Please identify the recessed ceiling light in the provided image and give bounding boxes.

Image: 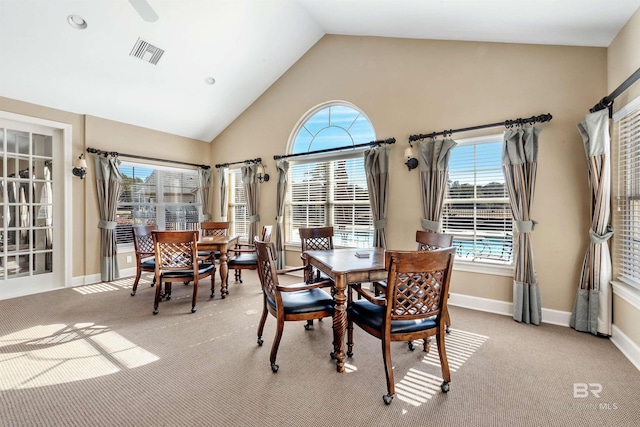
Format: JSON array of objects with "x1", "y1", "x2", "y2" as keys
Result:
[
  {"x1": 205, "y1": 77, "x2": 216, "y2": 85},
  {"x1": 67, "y1": 14, "x2": 87, "y2": 30}
]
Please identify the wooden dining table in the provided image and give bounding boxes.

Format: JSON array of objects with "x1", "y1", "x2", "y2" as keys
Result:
[
  {"x1": 303, "y1": 247, "x2": 387, "y2": 373},
  {"x1": 197, "y1": 234, "x2": 239, "y2": 298}
]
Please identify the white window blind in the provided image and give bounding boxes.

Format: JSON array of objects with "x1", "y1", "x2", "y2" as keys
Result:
[
  {"x1": 116, "y1": 163, "x2": 201, "y2": 245},
  {"x1": 287, "y1": 158, "x2": 373, "y2": 248},
  {"x1": 442, "y1": 136, "x2": 513, "y2": 263},
  {"x1": 615, "y1": 103, "x2": 640, "y2": 290},
  {"x1": 228, "y1": 169, "x2": 249, "y2": 239}
]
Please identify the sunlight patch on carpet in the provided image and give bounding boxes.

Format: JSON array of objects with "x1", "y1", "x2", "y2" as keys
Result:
[
  {"x1": 396, "y1": 328, "x2": 489, "y2": 406},
  {"x1": 0, "y1": 323, "x2": 159, "y2": 390}
]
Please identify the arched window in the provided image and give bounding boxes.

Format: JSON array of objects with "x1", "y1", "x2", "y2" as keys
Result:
[{"x1": 286, "y1": 102, "x2": 376, "y2": 248}]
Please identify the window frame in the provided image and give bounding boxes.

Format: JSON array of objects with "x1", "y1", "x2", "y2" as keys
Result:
[
  {"x1": 613, "y1": 95, "x2": 640, "y2": 292},
  {"x1": 227, "y1": 168, "x2": 249, "y2": 241},
  {"x1": 441, "y1": 133, "x2": 514, "y2": 274},
  {"x1": 285, "y1": 102, "x2": 376, "y2": 249},
  {"x1": 115, "y1": 161, "x2": 202, "y2": 248}
]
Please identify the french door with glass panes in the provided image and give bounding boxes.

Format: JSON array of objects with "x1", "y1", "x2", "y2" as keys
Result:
[{"x1": 0, "y1": 117, "x2": 63, "y2": 299}]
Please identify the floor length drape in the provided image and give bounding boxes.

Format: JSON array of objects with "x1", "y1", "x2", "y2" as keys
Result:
[
  {"x1": 502, "y1": 126, "x2": 541, "y2": 325},
  {"x1": 94, "y1": 156, "x2": 123, "y2": 282},
  {"x1": 218, "y1": 167, "x2": 228, "y2": 221},
  {"x1": 198, "y1": 169, "x2": 211, "y2": 221},
  {"x1": 274, "y1": 160, "x2": 289, "y2": 268},
  {"x1": 419, "y1": 138, "x2": 457, "y2": 232},
  {"x1": 364, "y1": 147, "x2": 390, "y2": 248},
  {"x1": 241, "y1": 164, "x2": 259, "y2": 241},
  {"x1": 570, "y1": 109, "x2": 613, "y2": 336}
]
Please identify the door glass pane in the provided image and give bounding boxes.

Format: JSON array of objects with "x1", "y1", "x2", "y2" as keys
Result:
[{"x1": 32, "y1": 134, "x2": 52, "y2": 157}]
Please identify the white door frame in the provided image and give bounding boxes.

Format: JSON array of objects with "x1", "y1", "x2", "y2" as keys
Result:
[{"x1": 0, "y1": 110, "x2": 73, "y2": 299}]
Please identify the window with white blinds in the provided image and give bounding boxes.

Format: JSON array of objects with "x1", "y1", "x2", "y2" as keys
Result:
[
  {"x1": 442, "y1": 135, "x2": 513, "y2": 263},
  {"x1": 228, "y1": 169, "x2": 249, "y2": 239},
  {"x1": 288, "y1": 158, "x2": 373, "y2": 247},
  {"x1": 615, "y1": 101, "x2": 640, "y2": 291},
  {"x1": 286, "y1": 102, "x2": 375, "y2": 248},
  {"x1": 116, "y1": 162, "x2": 201, "y2": 245}
]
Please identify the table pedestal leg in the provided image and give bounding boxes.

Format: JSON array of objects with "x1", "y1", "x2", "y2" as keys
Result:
[
  {"x1": 219, "y1": 247, "x2": 229, "y2": 298},
  {"x1": 332, "y1": 275, "x2": 347, "y2": 373}
]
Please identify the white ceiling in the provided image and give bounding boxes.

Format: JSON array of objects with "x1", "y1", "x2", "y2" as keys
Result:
[{"x1": 1, "y1": 0, "x2": 639, "y2": 142}]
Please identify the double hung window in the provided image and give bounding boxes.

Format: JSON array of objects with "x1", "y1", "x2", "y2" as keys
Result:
[
  {"x1": 116, "y1": 162, "x2": 201, "y2": 245},
  {"x1": 614, "y1": 98, "x2": 640, "y2": 291},
  {"x1": 442, "y1": 135, "x2": 513, "y2": 264},
  {"x1": 228, "y1": 168, "x2": 249, "y2": 239}
]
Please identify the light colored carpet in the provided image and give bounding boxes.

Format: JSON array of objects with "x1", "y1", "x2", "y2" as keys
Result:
[{"x1": 1, "y1": 271, "x2": 638, "y2": 427}]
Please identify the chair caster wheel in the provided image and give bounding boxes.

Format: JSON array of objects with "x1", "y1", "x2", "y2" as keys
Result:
[
  {"x1": 304, "y1": 322, "x2": 312, "y2": 330},
  {"x1": 446, "y1": 326, "x2": 451, "y2": 334},
  {"x1": 150, "y1": 283, "x2": 155, "y2": 288},
  {"x1": 184, "y1": 281, "x2": 190, "y2": 285},
  {"x1": 383, "y1": 394, "x2": 394, "y2": 405},
  {"x1": 153, "y1": 309, "x2": 158, "y2": 315},
  {"x1": 210, "y1": 291, "x2": 214, "y2": 298},
  {"x1": 407, "y1": 341, "x2": 415, "y2": 351},
  {"x1": 330, "y1": 351, "x2": 336, "y2": 360},
  {"x1": 441, "y1": 381, "x2": 450, "y2": 393},
  {"x1": 191, "y1": 307, "x2": 196, "y2": 313},
  {"x1": 257, "y1": 338, "x2": 263, "y2": 346},
  {"x1": 130, "y1": 291, "x2": 136, "y2": 296},
  {"x1": 346, "y1": 350, "x2": 353, "y2": 357},
  {"x1": 271, "y1": 363, "x2": 279, "y2": 373}
]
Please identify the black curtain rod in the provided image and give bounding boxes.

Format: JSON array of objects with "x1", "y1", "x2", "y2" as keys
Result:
[
  {"x1": 590, "y1": 66, "x2": 640, "y2": 114},
  {"x1": 408, "y1": 114, "x2": 552, "y2": 142},
  {"x1": 273, "y1": 138, "x2": 396, "y2": 161},
  {"x1": 86, "y1": 147, "x2": 210, "y2": 170},
  {"x1": 214, "y1": 157, "x2": 262, "y2": 169}
]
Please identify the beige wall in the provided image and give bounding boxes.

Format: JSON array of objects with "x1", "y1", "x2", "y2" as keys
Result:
[
  {"x1": 607, "y1": 8, "x2": 640, "y2": 347},
  {"x1": 0, "y1": 97, "x2": 211, "y2": 279},
  {"x1": 210, "y1": 35, "x2": 607, "y2": 313}
]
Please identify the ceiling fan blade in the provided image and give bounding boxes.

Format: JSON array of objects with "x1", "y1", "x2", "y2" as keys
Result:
[{"x1": 128, "y1": 0, "x2": 159, "y2": 22}]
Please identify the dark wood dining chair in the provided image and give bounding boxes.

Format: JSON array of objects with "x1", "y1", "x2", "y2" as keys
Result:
[
  {"x1": 347, "y1": 247, "x2": 456, "y2": 404},
  {"x1": 130, "y1": 225, "x2": 157, "y2": 296},
  {"x1": 299, "y1": 226, "x2": 336, "y2": 329},
  {"x1": 199, "y1": 221, "x2": 230, "y2": 260},
  {"x1": 152, "y1": 230, "x2": 216, "y2": 315},
  {"x1": 255, "y1": 239, "x2": 334, "y2": 373},
  {"x1": 374, "y1": 230, "x2": 454, "y2": 335},
  {"x1": 228, "y1": 225, "x2": 272, "y2": 283}
]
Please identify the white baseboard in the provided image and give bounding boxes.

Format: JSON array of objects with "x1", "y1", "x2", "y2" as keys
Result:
[
  {"x1": 448, "y1": 292, "x2": 572, "y2": 327},
  {"x1": 610, "y1": 325, "x2": 640, "y2": 372}
]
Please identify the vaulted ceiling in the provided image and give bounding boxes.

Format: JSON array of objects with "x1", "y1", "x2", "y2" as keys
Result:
[{"x1": 1, "y1": 0, "x2": 639, "y2": 142}]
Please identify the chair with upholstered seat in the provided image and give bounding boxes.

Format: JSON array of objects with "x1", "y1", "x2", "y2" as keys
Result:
[
  {"x1": 198, "y1": 221, "x2": 231, "y2": 260},
  {"x1": 130, "y1": 225, "x2": 157, "y2": 296},
  {"x1": 374, "y1": 230, "x2": 454, "y2": 336},
  {"x1": 228, "y1": 225, "x2": 272, "y2": 283},
  {"x1": 347, "y1": 247, "x2": 456, "y2": 404},
  {"x1": 152, "y1": 230, "x2": 216, "y2": 315},
  {"x1": 255, "y1": 239, "x2": 334, "y2": 373}
]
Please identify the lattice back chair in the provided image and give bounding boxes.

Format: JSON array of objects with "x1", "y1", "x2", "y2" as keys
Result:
[
  {"x1": 199, "y1": 221, "x2": 231, "y2": 260},
  {"x1": 255, "y1": 239, "x2": 334, "y2": 373},
  {"x1": 152, "y1": 230, "x2": 216, "y2": 315},
  {"x1": 347, "y1": 247, "x2": 456, "y2": 404},
  {"x1": 131, "y1": 225, "x2": 157, "y2": 296},
  {"x1": 228, "y1": 225, "x2": 273, "y2": 283},
  {"x1": 299, "y1": 226, "x2": 334, "y2": 283}
]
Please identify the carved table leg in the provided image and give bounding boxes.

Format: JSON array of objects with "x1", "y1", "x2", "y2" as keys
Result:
[
  {"x1": 332, "y1": 274, "x2": 347, "y2": 373},
  {"x1": 219, "y1": 245, "x2": 229, "y2": 298}
]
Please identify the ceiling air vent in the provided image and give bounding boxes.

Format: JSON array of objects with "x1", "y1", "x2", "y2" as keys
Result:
[{"x1": 130, "y1": 37, "x2": 164, "y2": 65}]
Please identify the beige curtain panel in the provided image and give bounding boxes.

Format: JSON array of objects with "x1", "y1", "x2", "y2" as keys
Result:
[
  {"x1": 275, "y1": 160, "x2": 289, "y2": 269},
  {"x1": 570, "y1": 109, "x2": 613, "y2": 336},
  {"x1": 218, "y1": 167, "x2": 228, "y2": 221},
  {"x1": 198, "y1": 168, "x2": 212, "y2": 221},
  {"x1": 502, "y1": 126, "x2": 541, "y2": 325},
  {"x1": 364, "y1": 146, "x2": 390, "y2": 248},
  {"x1": 419, "y1": 138, "x2": 457, "y2": 232},
  {"x1": 241, "y1": 164, "x2": 259, "y2": 241},
  {"x1": 94, "y1": 155, "x2": 123, "y2": 282}
]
